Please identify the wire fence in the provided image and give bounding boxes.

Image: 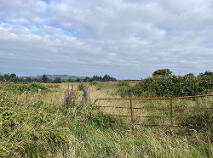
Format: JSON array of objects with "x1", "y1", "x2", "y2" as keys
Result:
[{"x1": 94, "y1": 94, "x2": 213, "y2": 127}]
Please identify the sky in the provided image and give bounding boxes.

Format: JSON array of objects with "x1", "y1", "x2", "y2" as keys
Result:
[{"x1": 0, "y1": 0, "x2": 213, "y2": 79}]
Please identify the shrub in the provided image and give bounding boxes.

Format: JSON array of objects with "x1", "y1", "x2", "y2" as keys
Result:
[{"x1": 130, "y1": 75, "x2": 213, "y2": 97}]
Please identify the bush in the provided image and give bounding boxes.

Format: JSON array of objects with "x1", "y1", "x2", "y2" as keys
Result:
[
  {"x1": 152, "y1": 69, "x2": 173, "y2": 77},
  {"x1": 130, "y1": 75, "x2": 213, "y2": 97}
]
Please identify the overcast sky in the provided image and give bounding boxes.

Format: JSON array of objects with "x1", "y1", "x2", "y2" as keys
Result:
[{"x1": 0, "y1": 0, "x2": 213, "y2": 79}]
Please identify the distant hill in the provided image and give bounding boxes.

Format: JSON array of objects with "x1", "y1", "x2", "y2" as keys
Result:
[{"x1": 26, "y1": 75, "x2": 86, "y2": 80}]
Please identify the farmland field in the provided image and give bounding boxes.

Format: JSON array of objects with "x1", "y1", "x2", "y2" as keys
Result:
[{"x1": 0, "y1": 81, "x2": 213, "y2": 158}]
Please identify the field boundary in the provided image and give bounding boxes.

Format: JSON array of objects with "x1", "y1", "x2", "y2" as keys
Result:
[{"x1": 94, "y1": 94, "x2": 213, "y2": 127}]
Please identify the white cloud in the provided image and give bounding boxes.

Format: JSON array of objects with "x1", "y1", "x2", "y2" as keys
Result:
[{"x1": 0, "y1": 0, "x2": 213, "y2": 78}]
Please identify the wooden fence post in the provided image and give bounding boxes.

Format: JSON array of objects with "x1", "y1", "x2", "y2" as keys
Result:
[
  {"x1": 64, "y1": 86, "x2": 77, "y2": 108},
  {"x1": 170, "y1": 100, "x2": 173, "y2": 126},
  {"x1": 82, "y1": 87, "x2": 92, "y2": 104}
]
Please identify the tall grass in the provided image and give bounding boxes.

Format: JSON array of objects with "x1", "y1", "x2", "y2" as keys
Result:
[{"x1": 0, "y1": 82, "x2": 213, "y2": 158}]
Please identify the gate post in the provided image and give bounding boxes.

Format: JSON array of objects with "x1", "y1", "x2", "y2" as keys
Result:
[
  {"x1": 170, "y1": 100, "x2": 173, "y2": 126},
  {"x1": 129, "y1": 93, "x2": 134, "y2": 124},
  {"x1": 82, "y1": 87, "x2": 92, "y2": 104}
]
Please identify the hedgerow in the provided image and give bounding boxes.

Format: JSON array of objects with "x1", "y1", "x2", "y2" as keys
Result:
[{"x1": 127, "y1": 75, "x2": 213, "y2": 97}]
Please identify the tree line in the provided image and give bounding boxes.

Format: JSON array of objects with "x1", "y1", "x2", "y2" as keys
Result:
[
  {"x1": 1, "y1": 69, "x2": 213, "y2": 85},
  {"x1": 0, "y1": 73, "x2": 117, "y2": 83}
]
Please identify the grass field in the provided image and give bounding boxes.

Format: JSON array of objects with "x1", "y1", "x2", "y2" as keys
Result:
[{"x1": 0, "y1": 81, "x2": 212, "y2": 158}]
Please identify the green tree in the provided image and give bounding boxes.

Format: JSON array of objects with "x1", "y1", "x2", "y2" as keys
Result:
[
  {"x1": 10, "y1": 73, "x2": 18, "y2": 82},
  {"x1": 199, "y1": 71, "x2": 213, "y2": 76},
  {"x1": 184, "y1": 73, "x2": 194, "y2": 77},
  {"x1": 41, "y1": 74, "x2": 48, "y2": 83},
  {"x1": 53, "y1": 77, "x2": 62, "y2": 83},
  {"x1": 152, "y1": 69, "x2": 173, "y2": 77},
  {"x1": 0, "y1": 73, "x2": 4, "y2": 81},
  {"x1": 102, "y1": 74, "x2": 116, "y2": 81},
  {"x1": 3, "y1": 74, "x2": 10, "y2": 81}
]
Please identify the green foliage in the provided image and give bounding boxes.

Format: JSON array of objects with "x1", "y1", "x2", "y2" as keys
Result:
[
  {"x1": 53, "y1": 77, "x2": 62, "y2": 83},
  {"x1": 199, "y1": 71, "x2": 213, "y2": 76},
  {"x1": 78, "y1": 83, "x2": 87, "y2": 91},
  {"x1": 152, "y1": 69, "x2": 173, "y2": 77},
  {"x1": 0, "y1": 73, "x2": 18, "y2": 82},
  {"x1": 41, "y1": 74, "x2": 49, "y2": 83},
  {"x1": 5, "y1": 83, "x2": 49, "y2": 94},
  {"x1": 130, "y1": 75, "x2": 213, "y2": 97},
  {"x1": 102, "y1": 74, "x2": 116, "y2": 81},
  {"x1": 184, "y1": 73, "x2": 195, "y2": 77},
  {"x1": 84, "y1": 75, "x2": 117, "y2": 82}
]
